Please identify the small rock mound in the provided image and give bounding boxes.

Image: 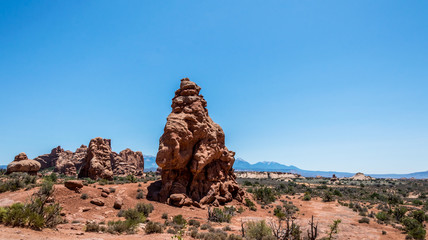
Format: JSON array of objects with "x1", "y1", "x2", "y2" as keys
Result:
[
  {"x1": 6, "y1": 153, "x2": 41, "y2": 175},
  {"x1": 64, "y1": 180, "x2": 84, "y2": 193},
  {"x1": 351, "y1": 172, "x2": 374, "y2": 181}
]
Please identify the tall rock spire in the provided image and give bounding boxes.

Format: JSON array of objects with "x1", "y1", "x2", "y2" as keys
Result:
[{"x1": 155, "y1": 78, "x2": 244, "y2": 206}]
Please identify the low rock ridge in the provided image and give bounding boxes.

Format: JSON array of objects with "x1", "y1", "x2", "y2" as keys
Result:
[
  {"x1": 235, "y1": 171, "x2": 303, "y2": 180},
  {"x1": 34, "y1": 138, "x2": 144, "y2": 179}
]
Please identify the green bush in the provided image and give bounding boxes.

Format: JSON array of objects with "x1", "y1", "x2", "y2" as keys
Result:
[
  {"x1": 226, "y1": 234, "x2": 243, "y2": 240},
  {"x1": 376, "y1": 211, "x2": 390, "y2": 222},
  {"x1": 85, "y1": 222, "x2": 100, "y2": 232},
  {"x1": 173, "y1": 214, "x2": 187, "y2": 226},
  {"x1": 135, "y1": 202, "x2": 154, "y2": 217},
  {"x1": 162, "y1": 213, "x2": 168, "y2": 219},
  {"x1": 188, "y1": 219, "x2": 201, "y2": 227},
  {"x1": 245, "y1": 198, "x2": 257, "y2": 211},
  {"x1": 122, "y1": 208, "x2": 146, "y2": 223},
  {"x1": 208, "y1": 207, "x2": 232, "y2": 223},
  {"x1": 402, "y1": 217, "x2": 426, "y2": 240},
  {"x1": 145, "y1": 221, "x2": 163, "y2": 234},
  {"x1": 253, "y1": 187, "x2": 277, "y2": 204},
  {"x1": 322, "y1": 191, "x2": 334, "y2": 202},
  {"x1": 136, "y1": 191, "x2": 144, "y2": 199},
  {"x1": 245, "y1": 220, "x2": 273, "y2": 240},
  {"x1": 358, "y1": 217, "x2": 370, "y2": 224},
  {"x1": 80, "y1": 193, "x2": 88, "y2": 200},
  {"x1": 303, "y1": 192, "x2": 311, "y2": 201},
  {"x1": 0, "y1": 173, "x2": 37, "y2": 193},
  {"x1": 1, "y1": 180, "x2": 62, "y2": 230},
  {"x1": 107, "y1": 219, "x2": 138, "y2": 234}
]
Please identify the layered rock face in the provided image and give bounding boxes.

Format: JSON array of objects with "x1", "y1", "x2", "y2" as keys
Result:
[
  {"x1": 34, "y1": 145, "x2": 87, "y2": 176},
  {"x1": 35, "y1": 141, "x2": 144, "y2": 179},
  {"x1": 111, "y1": 149, "x2": 144, "y2": 177},
  {"x1": 7, "y1": 153, "x2": 41, "y2": 175},
  {"x1": 78, "y1": 137, "x2": 114, "y2": 180},
  {"x1": 154, "y1": 78, "x2": 244, "y2": 206}
]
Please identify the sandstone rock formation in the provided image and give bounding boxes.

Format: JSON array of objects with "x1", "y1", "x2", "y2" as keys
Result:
[
  {"x1": 6, "y1": 153, "x2": 41, "y2": 175},
  {"x1": 111, "y1": 149, "x2": 144, "y2": 177},
  {"x1": 34, "y1": 145, "x2": 87, "y2": 176},
  {"x1": 78, "y1": 137, "x2": 114, "y2": 180},
  {"x1": 151, "y1": 78, "x2": 244, "y2": 206},
  {"x1": 64, "y1": 180, "x2": 84, "y2": 193},
  {"x1": 350, "y1": 172, "x2": 374, "y2": 181},
  {"x1": 235, "y1": 171, "x2": 303, "y2": 180},
  {"x1": 35, "y1": 139, "x2": 144, "y2": 179}
]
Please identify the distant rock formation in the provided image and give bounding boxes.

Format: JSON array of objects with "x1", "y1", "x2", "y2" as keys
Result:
[
  {"x1": 350, "y1": 172, "x2": 374, "y2": 181},
  {"x1": 235, "y1": 171, "x2": 302, "y2": 180},
  {"x1": 6, "y1": 153, "x2": 41, "y2": 175},
  {"x1": 330, "y1": 174, "x2": 338, "y2": 182},
  {"x1": 111, "y1": 149, "x2": 144, "y2": 177},
  {"x1": 150, "y1": 78, "x2": 244, "y2": 207},
  {"x1": 35, "y1": 139, "x2": 144, "y2": 179},
  {"x1": 78, "y1": 137, "x2": 114, "y2": 180}
]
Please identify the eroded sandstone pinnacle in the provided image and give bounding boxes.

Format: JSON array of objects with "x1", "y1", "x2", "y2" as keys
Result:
[{"x1": 153, "y1": 78, "x2": 244, "y2": 207}]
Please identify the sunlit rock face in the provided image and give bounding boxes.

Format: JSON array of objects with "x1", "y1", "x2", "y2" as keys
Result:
[{"x1": 154, "y1": 78, "x2": 244, "y2": 207}]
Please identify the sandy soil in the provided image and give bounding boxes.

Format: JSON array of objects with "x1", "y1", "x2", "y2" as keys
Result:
[{"x1": 0, "y1": 181, "x2": 419, "y2": 240}]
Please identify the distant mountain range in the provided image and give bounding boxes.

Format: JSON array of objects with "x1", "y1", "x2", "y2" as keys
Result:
[
  {"x1": 233, "y1": 158, "x2": 428, "y2": 179},
  {"x1": 2, "y1": 157, "x2": 427, "y2": 179}
]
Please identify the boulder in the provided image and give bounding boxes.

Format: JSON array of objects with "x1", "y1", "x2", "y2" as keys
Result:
[
  {"x1": 149, "y1": 78, "x2": 244, "y2": 206},
  {"x1": 90, "y1": 198, "x2": 105, "y2": 206},
  {"x1": 6, "y1": 153, "x2": 41, "y2": 175},
  {"x1": 64, "y1": 180, "x2": 84, "y2": 191},
  {"x1": 113, "y1": 198, "x2": 123, "y2": 209}
]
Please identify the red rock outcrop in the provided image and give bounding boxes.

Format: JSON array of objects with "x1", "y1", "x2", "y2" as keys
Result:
[
  {"x1": 6, "y1": 153, "x2": 41, "y2": 175},
  {"x1": 152, "y1": 78, "x2": 244, "y2": 206},
  {"x1": 111, "y1": 149, "x2": 144, "y2": 177},
  {"x1": 35, "y1": 141, "x2": 144, "y2": 179},
  {"x1": 34, "y1": 145, "x2": 87, "y2": 176},
  {"x1": 78, "y1": 137, "x2": 114, "y2": 180}
]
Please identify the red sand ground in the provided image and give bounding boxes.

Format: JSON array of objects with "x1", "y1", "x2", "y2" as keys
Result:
[{"x1": 0, "y1": 181, "x2": 422, "y2": 239}]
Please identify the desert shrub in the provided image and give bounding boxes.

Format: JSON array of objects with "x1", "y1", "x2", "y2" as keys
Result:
[
  {"x1": 122, "y1": 208, "x2": 146, "y2": 223},
  {"x1": 224, "y1": 206, "x2": 237, "y2": 216},
  {"x1": 0, "y1": 173, "x2": 37, "y2": 193},
  {"x1": 222, "y1": 225, "x2": 232, "y2": 231},
  {"x1": 322, "y1": 191, "x2": 334, "y2": 202},
  {"x1": 109, "y1": 187, "x2": 116, "y2": 193},
  {"x1": 253, "y1": 187, "x2": 277, "y2": 204},
  {"x1": 200, "y1": 223, "x2": 211, "y2": 230},
  {"x1": 136, "y1": 191, "x2": 144, "y2": 199},
  {"x1": 409, "y1": 210, "x2": 426, "y2": 223},
  {"x1": 245, "y1": 220, "x2": 273, "y2": 240},
  {"x1": 208, "y1": 207, "x2": 232, "y2": 223},
  {"x1": 245, "y1": 198, "x2": 257, "y2": 211},
  {"x1": 303, "y1": 192, "x2": 311, "y2": 201},
  {"x1": 44, "y1": 173, "x2": 58, "y2": 183},
  {"x1": 402, "y1": 217, "x2": 426, "y2": 240},
  {"x1": 85, "y1": 222, "x2": 100, "y2": 232},
  {"x1": 190, "y1": 228, "x2": 199, "y2": 238},
  {"x1": 376, "y1": 211, "x2": 390, "y2": 222},
  {"x1": 145, "y1": 221, "x2": 163, "y2": 234},
  {"x1": 80, "y1": 193, "x2": 88, "y2": 200},
  {"x1": 226, "y1": 234, "x2": 243, "y2": 240},
  {"x1": 135, "y1": 202, "x2": 153, "y2": 217},
  {"x1": 188, "y1": 219, "x2": 201, "y2": 227},
  {"x1": 107, "y1": 219, "x2": 137, "y2": 234},
  {"x1": 162, "y1": 213, "x2": 168, "y2": 219},
  {"x1": 1, "y1": 180, "x2": 62, "y2": 230},
  {"x1": 358, "y1": 217, "x2": 370, "y2": 224},
  {"x1": 173, "y1": 214, "x2": 187, "y2": 226},
  {"x1": 387, "y1": 194, "x2": 403, "y2": 205},
  {"x1": 237, "y1": 206, "x2": 245, "y2": 214},
  {"x1": 393, "y1": 206, "x2": 407, "y2": 222},
  {"x1": 167, "y1": 227, "x2": 177, "y2": 234},
  {"x1": 126, "y1": 174, "x2": 137, "y2": 183},
  {"x1": 197, "y1": 229, "x2": 228, "y2": 240}
]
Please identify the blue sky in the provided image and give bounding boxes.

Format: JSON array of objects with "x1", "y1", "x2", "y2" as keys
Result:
[{"x1": 0, "y1": 1, "x2": 427, "y2": 174}]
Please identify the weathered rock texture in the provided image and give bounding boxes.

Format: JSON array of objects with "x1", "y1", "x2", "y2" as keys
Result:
[
  {"x1": 35, "y1": 140, "x2": 144, "y2": 179},
  {"x1": 7, "y1": 153, "x2": 41, "y2": 175},
  {"x1": 153, "y1": 78, "x2": 244, "y2": 206},
  {"x1": 111, "y1": 149, "x2": 144, "y2": 177},
  {"x1": 78, "y1": 137, "x2": 114, "y2": 180},
  {"x1": 34, "y1": 145, "x2": 87, "y2": 176}
]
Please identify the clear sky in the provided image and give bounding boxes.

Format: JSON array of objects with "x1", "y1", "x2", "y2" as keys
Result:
[{"x1": 0, "y1": 1, "x2": 427, "y2": 174}]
